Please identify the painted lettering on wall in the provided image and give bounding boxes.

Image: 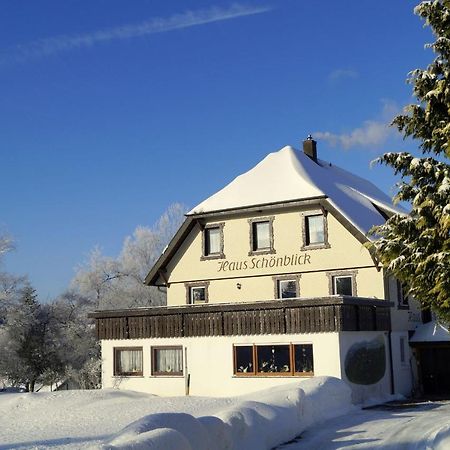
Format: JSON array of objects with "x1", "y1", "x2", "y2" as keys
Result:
[{"x1": 217, "y1": 254, "x2": 311, "y2": 272}]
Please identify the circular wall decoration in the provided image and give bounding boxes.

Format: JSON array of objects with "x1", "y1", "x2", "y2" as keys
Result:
[{"x1": 344, "y1": 335, "x2": 386, "y2": 385}]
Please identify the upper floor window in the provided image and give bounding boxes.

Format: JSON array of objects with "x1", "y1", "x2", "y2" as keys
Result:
[
  {"x1": 273, "y1": 274, "x2": 301, "y2": 299},
  {"x1": 201, "y1": 223, "x2": 225, "y2": 260},
  {"x1": 327, "y1": 270, "x2": 357, "y2": 296},
  {"x1": 397, "y1": 280, "x2": 409, "y2": 309},
  {"x1": 301, "y1": 210, "x2": 330, "y2": 250},
  {"x1": 185, "y1": 282, "x2": 209, "y2": 304},
  {"x1": 248, "y1": 217, "x2": 275, "y2": 256},
  {"x1": 114, "y1": 347, "x2": 143, "y2": 377}
]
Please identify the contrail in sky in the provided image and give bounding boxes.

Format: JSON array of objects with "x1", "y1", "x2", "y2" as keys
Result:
[{"x1": 1, "y1": 4, "x2": 271, "y2": 65}]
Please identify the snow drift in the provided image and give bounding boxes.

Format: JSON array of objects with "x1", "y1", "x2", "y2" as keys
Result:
[{"x1": 102, "y1": 376, "x2": 353, "y2": 450}]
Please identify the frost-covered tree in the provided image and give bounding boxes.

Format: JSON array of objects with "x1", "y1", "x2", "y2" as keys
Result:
[
  {"x1": 72, "y1": 203, "x2": 187, "y2": 309},
  {"x1": 0, "y1": 285, "x2": 64, "y2": 391},
  {"x1": 372, "y1": 0, "x2": 450, "y2": 318}
]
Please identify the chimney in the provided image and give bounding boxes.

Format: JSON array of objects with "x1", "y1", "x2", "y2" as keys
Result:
[{"x1": 303, "y1": 135, "x2": 317, "y2": 162}]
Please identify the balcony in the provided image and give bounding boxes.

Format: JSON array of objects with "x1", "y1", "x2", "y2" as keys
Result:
[{"x1": 90, "y1": 296, "x2": 392, "y2": 340}]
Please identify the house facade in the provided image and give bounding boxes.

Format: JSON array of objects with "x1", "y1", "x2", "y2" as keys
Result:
[{"x1": 91, "y1": 139, "x2": 423, "y2": 402}]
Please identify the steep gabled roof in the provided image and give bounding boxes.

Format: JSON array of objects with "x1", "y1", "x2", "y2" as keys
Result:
[
  {"x1": 189, "y1": 145, "x2": 404, "y2": 235},
  {"x1": 145, "y1": 145, "x2": 405, "y2": 286}
]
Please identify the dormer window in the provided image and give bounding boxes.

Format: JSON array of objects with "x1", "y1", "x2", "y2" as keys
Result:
[
  {"x1": 301, "y1": 210, "x2": 330, "y2": 250},
  {"x1": 201, "y1": 223, "x2": 225, "y2": 260},
  {"x1": 248, "y1": 217, "x2": 275, "y2": 256}
]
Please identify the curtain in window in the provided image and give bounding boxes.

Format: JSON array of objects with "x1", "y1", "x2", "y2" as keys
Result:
[
  {"x1": 155, "y1": 348, "x2": 183, "y2": 373},
  {"x1": 119, "y1": 349, "x2": 142, "y2": 373},
  {"x1": 307, "y1": 215, "x2": 324, "y2": 244},
  {"x1": 255, "y1": 222, "x2": 270, "y2": 249},
  {"x1": 207, "y1": 228, "x2": 220, "y2": 254}
]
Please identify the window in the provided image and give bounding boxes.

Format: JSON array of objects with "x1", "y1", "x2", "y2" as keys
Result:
[
  {"x1": 185, "y1": 282, "x2": 209, "y2": 304},
  {"x1": 399, "y1": 337, "x2": 406, "y2": 365},
  {"x1": 248, "y1": 217, "x2": 275, "y2": 256},
  {"x1": 114, "y1": 347, "x2": 143, "y2": 376},
  {"x1": 306, "y1": 215, "x2": 324, "y2": 245},
  {"x1": 301, "y1": 211, "x2": 330, "y2": 250},
  {"x1": 201, "y1": 223, "x2": 225, "y2": 260},
  {"x1": 273, "y1": 275, "x2": 301, "y2": 299},
  {"x1": 333, "y1": 276, "x2": 353, "y2": 295},
  {"x1": 294, "y1": 344, "x2": 314, "y2": 374},
  {"x1": 397, "y1": 280, "x2": 409, "y2": 309},
  {"x1": 233, "y1": 343, "x2": 314, "y2": 377},
  {"x1": 257, "y1": 345, "x2": 291, "y2": 373},
  {"x1": 327, "y1": 270, "x2": 357, "y2": 296},
  {"x1": 152, "y1": 346, "x2": 183, "y2": 376}
]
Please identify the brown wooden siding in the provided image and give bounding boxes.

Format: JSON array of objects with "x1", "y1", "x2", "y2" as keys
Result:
[{"x1": 90, "y1": 296, "x2": 392, "y2": 340}]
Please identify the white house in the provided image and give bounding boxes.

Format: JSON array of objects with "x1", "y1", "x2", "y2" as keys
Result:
[{"x1": 91, "y1": 138, "x2": 426, "y2": 403}]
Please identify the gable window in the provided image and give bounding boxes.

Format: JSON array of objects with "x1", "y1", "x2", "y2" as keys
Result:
[
  {"x1": 327, "y1": 270, "x2": 357, "y2": 296},
  {"x1": 273, "y1": 274, "x2": 301, "y2": 299},
  {"x1": 234, "y1": 343, "x2": 314, "y2": 377},
  {"x1": 114, "y1": 347, "x2": 143, "y2": 376},
  {"x1": 185, "y1": 282, "x2": 209, "y2": 304},
  {"x1": 152, "y1": 346, "x2": 183, "y2": 376},
  {"x1": 301, "y1": 210, "x2": 330, "y2": 250},
  {"x1": 248, "y1": 217, "x2": 275, "y2": 256},
  {"x1": 201, "y1": 223, "x2": 225, "y2": 260}
]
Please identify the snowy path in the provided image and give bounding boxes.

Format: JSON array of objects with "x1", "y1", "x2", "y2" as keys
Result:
[{"x1": 277, "y1": 401, "x2": 450, "y2": 450}]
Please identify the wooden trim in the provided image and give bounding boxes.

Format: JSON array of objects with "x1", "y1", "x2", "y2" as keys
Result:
[
  {"x1": 151, "y1": 346, "x2": 183, "y2": 376},
  {"x1": 91, "y1": 297, "x2": 392, "y2": 340},
  {"x1": 233, "y1": 343, "x2": 314, "y2": 377},
  {"x1": 113, "y1": 347, "x2": 143, "y2": 377}
]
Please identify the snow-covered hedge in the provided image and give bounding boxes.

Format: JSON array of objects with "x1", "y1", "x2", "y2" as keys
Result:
[{"x1": 102, "y1": 376, "x2": 353, "y2": 450}]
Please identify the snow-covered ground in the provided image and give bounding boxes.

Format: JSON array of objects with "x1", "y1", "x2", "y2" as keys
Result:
[
  {"x1": 277, "y1": 400, "x2": 450, "y2": 450},
  {"x1": 0, "y1": 377, "x2": 352, "y2": 450},
  {"x1": 2, "y1": 377, "x2": 449, "y2": 450}
]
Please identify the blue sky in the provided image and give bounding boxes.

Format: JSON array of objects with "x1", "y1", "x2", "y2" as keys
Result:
[{"x1": 0, "y1": 0, "x2": 432, "y2": 300}]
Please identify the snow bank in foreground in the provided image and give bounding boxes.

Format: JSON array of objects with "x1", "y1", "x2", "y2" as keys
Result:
[{"x1": 103, "y1": 377, "x2": 353, "y2": 450}]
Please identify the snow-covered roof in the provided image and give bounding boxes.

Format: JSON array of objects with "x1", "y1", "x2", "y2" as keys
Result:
[
  {"x1": 189, "y1": 145, "x2": 404, "y2": 236},
  {"x1": 410, "y1": 321, "x2": 450, "y2": 343}
]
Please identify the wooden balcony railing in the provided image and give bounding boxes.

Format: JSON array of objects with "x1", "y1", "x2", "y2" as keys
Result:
[{"x1": 89, "y1": 296, "x2": 392, "y2": 340}]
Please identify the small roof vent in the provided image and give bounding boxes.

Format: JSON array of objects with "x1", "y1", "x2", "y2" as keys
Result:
[{"x1": 303, "y1": 135, "x2": 317, "y2": 162}]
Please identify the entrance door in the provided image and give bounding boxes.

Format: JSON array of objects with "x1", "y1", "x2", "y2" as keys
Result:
[{"x1": 419, "y1": 346, "x2": 450, "y2": 396}]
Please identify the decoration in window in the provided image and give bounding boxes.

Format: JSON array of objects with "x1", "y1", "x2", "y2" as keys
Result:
[
  {"x1": 234, "y1": 343, "x2": 313, "y2": 376},
  {"x1": 191, "y1": 287, "x2": 206, "y2": 303},
  {"x1": 152, "y1": 346, "x2": 183, "y2": 376},
  {"x1": 248, "y1": 217, "x2": 275, "y2": 256},
  {"x1": 114, "y1": 347, "x2": 143, "y2": 376}
]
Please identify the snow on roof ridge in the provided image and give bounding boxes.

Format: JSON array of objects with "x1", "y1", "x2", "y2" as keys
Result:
[{"x1": 188, "y1": 144, "x2": 400, "y2": 235}]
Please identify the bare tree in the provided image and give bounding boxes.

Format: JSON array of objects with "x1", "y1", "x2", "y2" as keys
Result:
[{"x1": 72, "y1": 203, "x2": 187, "y2": 310}]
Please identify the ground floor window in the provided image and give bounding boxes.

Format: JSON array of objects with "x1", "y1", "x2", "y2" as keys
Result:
[
  {"x1": 151, "y1": 346, "x2": 183, "y2": 376},
  {"x1": 114, "y1": 347, "x2": 143, "y2": 376},
  {"x1": 234, "y1": 343, "x2": 314, "y2": 376}
]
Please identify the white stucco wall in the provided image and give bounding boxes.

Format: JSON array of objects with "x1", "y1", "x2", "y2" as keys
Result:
[{"x1": 101, "y1": 333, "x2": 342, "y2": 397}]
